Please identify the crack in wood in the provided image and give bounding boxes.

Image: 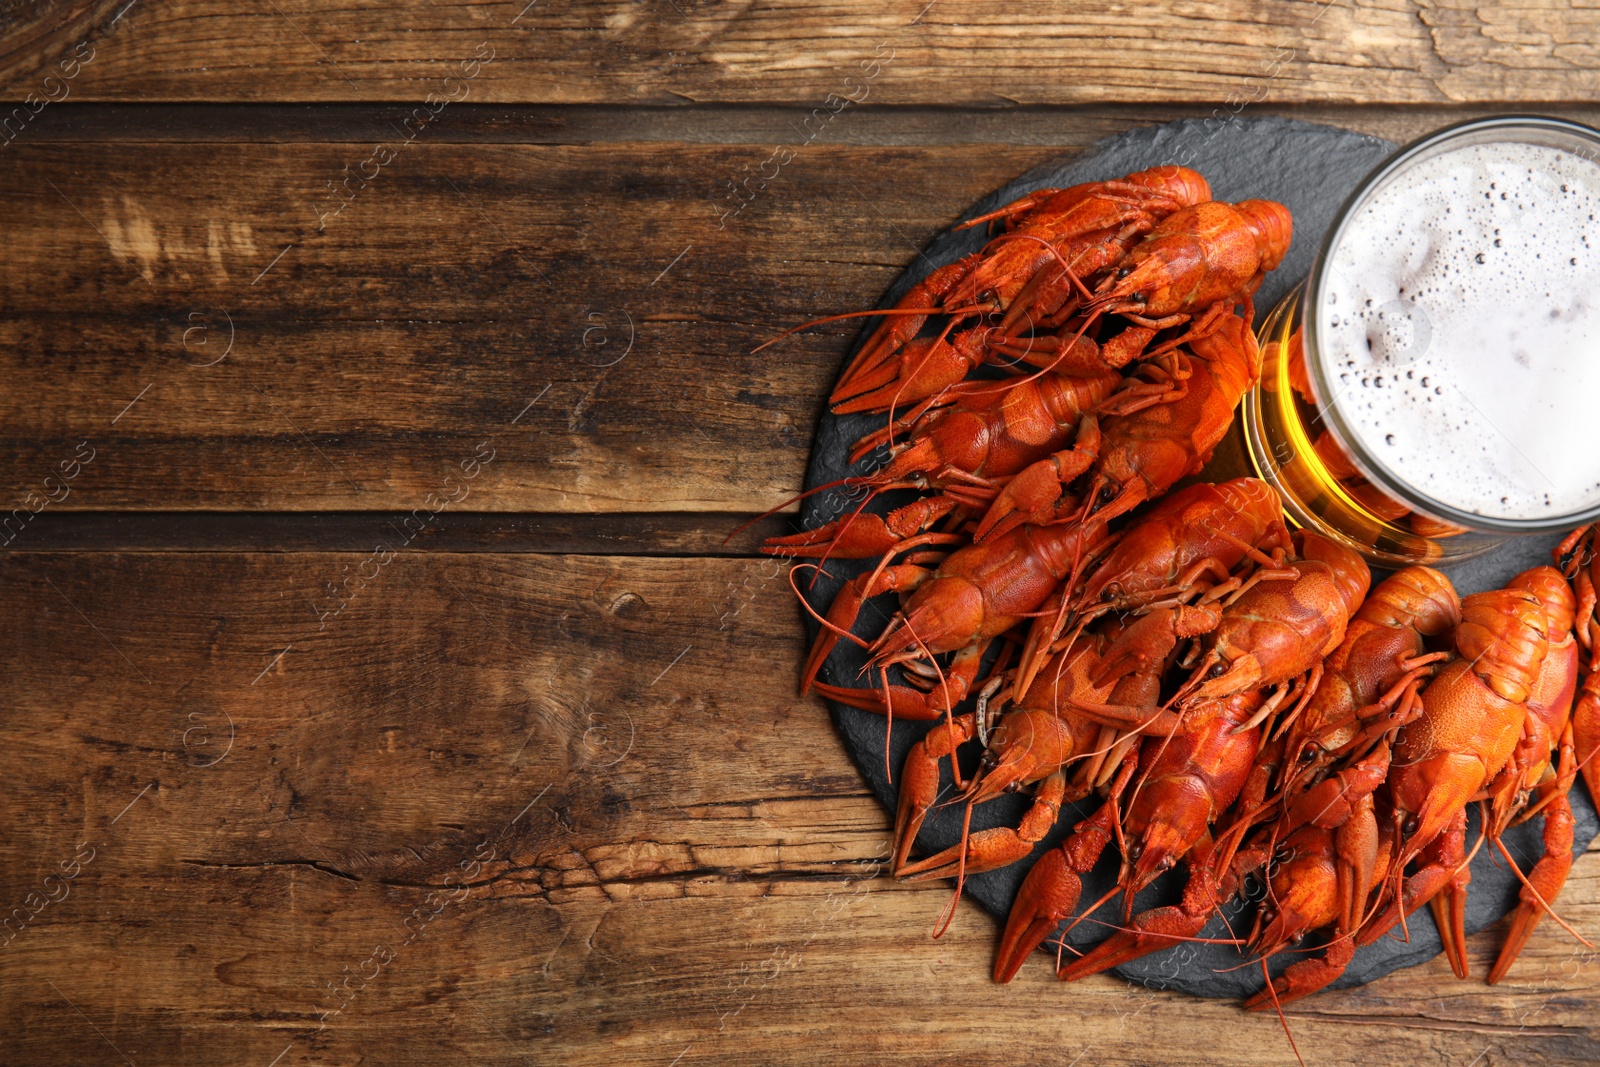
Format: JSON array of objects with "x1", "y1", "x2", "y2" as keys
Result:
[
  {"x1": 181, "y1": 858, "x2": 361, "y2": 882},
  {"x1": 180, "y1": 854, "x2": 890, "y2": 895}
]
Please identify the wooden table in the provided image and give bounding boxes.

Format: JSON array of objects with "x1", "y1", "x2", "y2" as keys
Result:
[{"x1": 5, "y1": 4, "x2": 1600, "y2": 1063}]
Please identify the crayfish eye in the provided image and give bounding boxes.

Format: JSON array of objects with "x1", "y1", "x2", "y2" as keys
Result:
[
  {"x1": 977, "y1": 288, "x2": 999, "y2": 306},
  {"x1": 1402, "y1": 815, "x2": 1419, "y2": 837},
  {"x1": 1207, "y1": 662, "x2": 1228, "y2": 679},
  {"x1": 1291, "y1": 932, "x2": 1305, "y2": 945},
  {"x1": 1299, "y1": 743, "x2": 1319, "y2": 763},
  {"x1": 1116, "y1": 267, "x2": 1133, "y2": 280},
  {"x1": 1126, "y1": 841, "x2": 1144, "y2": 861},
  {"x1": 1131, "y1": 292, "x2": 1148, "y2": 303},
  {"x1": 980, "y1": 751, "x2": 999, "y2": 769},
  {"x1": 1003, "y1": 780, "x2": 1021, "y2": 794},
  {"x1": 1098, "y1": 485, "x2": 1117, "y2": 504}
]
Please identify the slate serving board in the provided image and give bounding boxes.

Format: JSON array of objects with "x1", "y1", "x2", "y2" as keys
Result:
[{"x1": 794, "y1": 116, "x2": 1599, "y2": 999}]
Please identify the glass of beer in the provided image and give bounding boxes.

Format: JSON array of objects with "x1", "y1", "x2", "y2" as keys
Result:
[{"x1": 1243, "y1": 115, "x2": 1600, "y2": 565}]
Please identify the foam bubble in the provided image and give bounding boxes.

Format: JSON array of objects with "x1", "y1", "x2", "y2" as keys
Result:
[{"x1": 1321, "y1": 139, "x2": 1600, "y2": 522}]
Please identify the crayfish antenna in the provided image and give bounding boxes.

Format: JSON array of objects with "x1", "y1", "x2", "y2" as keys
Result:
[
  {"x1": 1259, "y1": 958, "x2": 1308, "y2": 1067},
  {"x1": 750, "y1": 306, "x2": 961, "y2": 354},
  {"x1": 879, "y1": 669, "x2": 895, "y2": 784},
  {"x1": 930, "y1": 800, "x2": 976, "y2": 940},
  {"x1": 1489, "y1": 832, "x2": 1593, "y2": 951},
  {"x1": 727, "y1": 473, "x2": 876, "y2": 546},
  {"x1": 1164, "y1": 649, "x2": 1220, "y2": 710},
  {"x1": 949, "y1": 305, "x2": 1107, "y2": 405},
  {"x1": 788, "y1": 564, "x2": 872, "y2": 649},
  {"x1": 1054, "y1": 881, "x2": 1126, "y2": 943},
  {"x1": 1051, "y1": 914, "x2": 1247, "y2": 944},
  {"x1": 975, "y1": 231, "x2": 1099, "y2": 305},
  {"x1": 846, "y1": 395, "x2": 954, "y2": 464}
]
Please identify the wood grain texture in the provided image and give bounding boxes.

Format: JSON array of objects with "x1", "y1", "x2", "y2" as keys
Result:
[
  {"x1": 6, "y1": 2, "x2": 1600, "y2": 1055},
  {"x1": 0, "y1": 139, "x2": 1053, "y2": 513},
  {"x1": 3, "y1": 0, "x2": 1600, "y2": 106},
  {"x1": 3, "y1": 550, "x2": 1599, "y2": 1066},
  {"x1": 8, "y1": 105, "x2": 1600, "y2": 516}
]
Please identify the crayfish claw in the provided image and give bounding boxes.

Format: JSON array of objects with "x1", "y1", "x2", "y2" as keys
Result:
[{"x1": 994, "y1": 847, "x2": 1083, "y2": 983}]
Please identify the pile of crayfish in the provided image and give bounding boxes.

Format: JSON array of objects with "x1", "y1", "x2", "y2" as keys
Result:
[{"x1": 761, "y1": 163, "x2": 1600, "y2": 1009}]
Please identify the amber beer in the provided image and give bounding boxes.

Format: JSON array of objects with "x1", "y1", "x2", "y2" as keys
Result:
[{"x1": 1243, "y1": 117, "x2": 1600, "y2": 565}]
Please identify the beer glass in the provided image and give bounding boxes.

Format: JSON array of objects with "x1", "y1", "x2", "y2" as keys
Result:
[{"x1": 1242, "y1": 116, "x2": 1600, "y2": 566}]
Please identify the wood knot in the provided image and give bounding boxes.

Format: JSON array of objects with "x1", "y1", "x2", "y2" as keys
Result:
[{"x1": 607, "y1": 592, "x2": 649, "y2": 619}]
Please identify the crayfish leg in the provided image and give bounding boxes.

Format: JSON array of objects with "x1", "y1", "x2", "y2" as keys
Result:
[
  {"x1": 1490, "y1": 720, "x2": 1585, "y2": 983},
  {"x1": 1572, "y1": 669, "x2": 1600, "y2": 810},
  {"x1": 831, "y1": 326, "x2": 992, "y2": 416},
  {"x1": 972, "y1": 424, "x2": 1099, "y2": 543},
  {"x1": 1357, "y1": 805, "x2": 1468, "y2": 952},
  {"x1": 993, "y1": 799, "x2": 1123, "y2": 983},
  {"x1": 1488, "y1": 788, "x2": 1576, "y2": 984},
  {"x1": 899, "y1": 771, "x2": 1069, "y2": 882},
  {"x1": 892, "y1": 714, "x2": 979, "y2": 873},
  {"x1": 798, "y1": 564, "x2": 929, "y2": 694},
  {"x1": 1056, "y1": 835, "x2": 1232, "y2": 982},
  {"x1": 834, "y1": 255, "x2": 978, "y2": 393},
  {"x1": 1241, "y1": 937, "x2": 1357, "y2": 1011}
]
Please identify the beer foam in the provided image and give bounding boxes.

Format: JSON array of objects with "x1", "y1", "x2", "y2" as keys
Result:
[{"x1": 1320, "y1": 138, "x2": 1600, "y2": 521}]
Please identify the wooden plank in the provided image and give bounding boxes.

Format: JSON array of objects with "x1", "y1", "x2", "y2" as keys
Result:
[
  {"x1": 3, "y1": 550, "x2": 1599, "y2": 1066},
  {"x1": 16, "y1": 102, "x2": 1600, "y2": 147},
  {"x1": 10, "y1": 106, "x2": 1599, "y2": 518},
  {"x1": 0, "y1": 139, "x2": 1053, "y2": 515},
  {"x1": 5, "y1": 0, "x2": 1600, "y2": 106}
]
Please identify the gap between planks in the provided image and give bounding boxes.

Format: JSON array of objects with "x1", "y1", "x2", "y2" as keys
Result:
[{"x1": 0, "y1": 510, "x2": 791, "y2": 556}]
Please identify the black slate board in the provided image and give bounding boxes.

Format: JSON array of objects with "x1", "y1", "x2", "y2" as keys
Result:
[{"x1": 794, "y1": 116, "x2": 1600, "y2": 999}]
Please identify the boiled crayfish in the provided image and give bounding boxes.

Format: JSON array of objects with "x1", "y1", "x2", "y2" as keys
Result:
[{"x1": 765, "y1": 164, "x2": 1597, "y2": 1017}]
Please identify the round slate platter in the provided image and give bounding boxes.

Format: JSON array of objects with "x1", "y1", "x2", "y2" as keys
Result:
[{"x1": 793, "y1": 116, "x2": 1600, "y2": 999}]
